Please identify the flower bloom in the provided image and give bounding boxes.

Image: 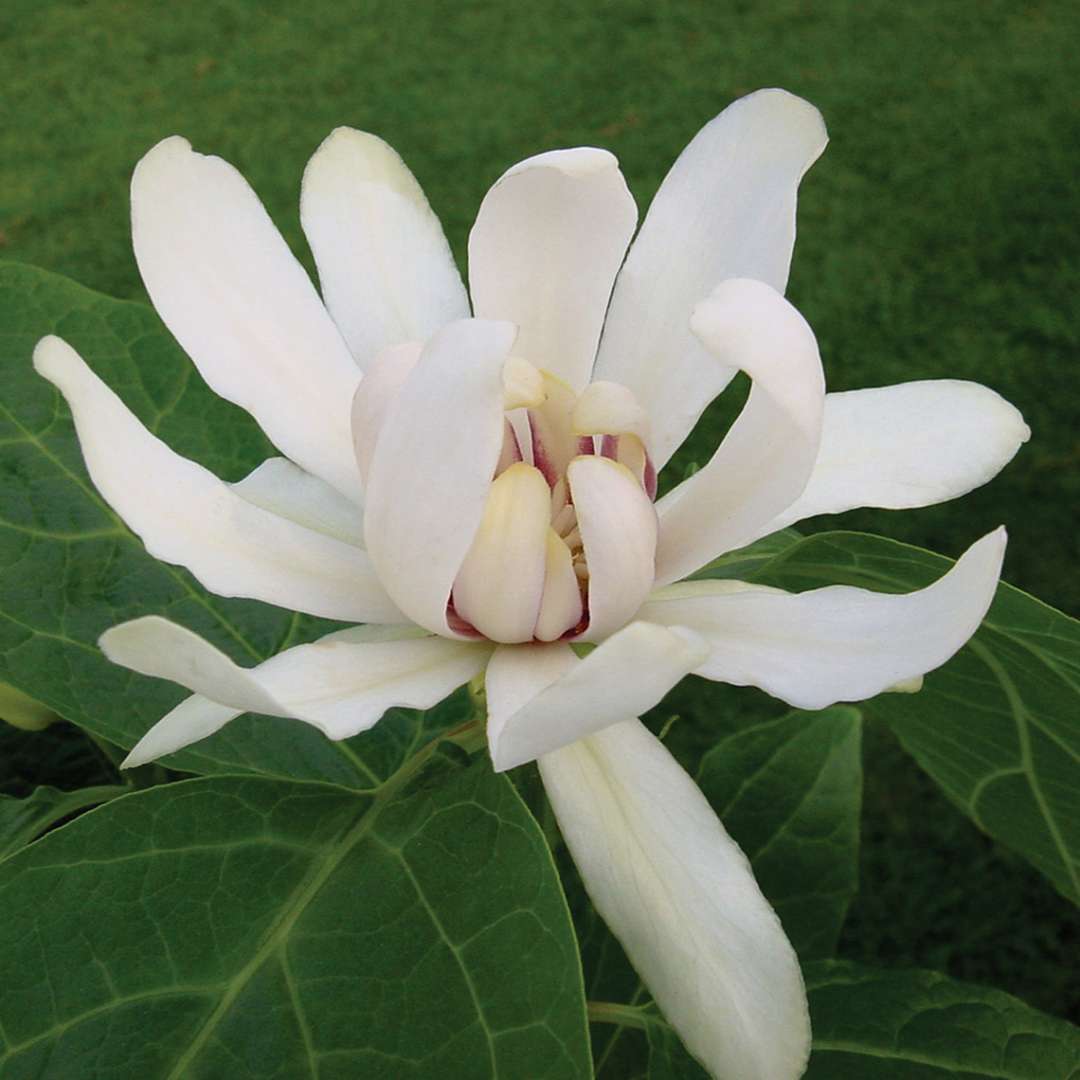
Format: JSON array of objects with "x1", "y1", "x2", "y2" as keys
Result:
[{"x1": 34, "y1": 90, "x2": 1029, "y2": 1079}]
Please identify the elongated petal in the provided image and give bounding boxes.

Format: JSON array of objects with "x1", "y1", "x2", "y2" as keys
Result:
[
  {"x1": 654, "y1": 279, "x2": 824, "y2": 586},
  {"x1": 594, "y1": 89, "x2": 827, "y2": 467},
  {"x1": 105, "y1": 618, "x2": 490, "y2": 759},
  {"x1": 567, "y1": 455, "x2": 658, "y2": 641},
  {"x1": 122, "y1": 696, "x2": 241, "y2": 769},
  {"x1": 641, "y1": 528, "x2": 1006, "y2": 710},
  {"x1": 34, "y1": 337, "x2": 402, "y2": 623},
  {"x1": 351, "y1": 341, "x2": 423, "y2": 484},
  {"x1": 452, "y1": 463, "x2": 550, "y2": 643},
  {"x1": 364, "y1": 319, "x2": 517, "y2": 635},
  {"x1": 748, "y1": 381, "x2": 1031, "y2": 541},
  {"x1": 469, "y1": 148, "x2": 637, "y2": 391},
  {"x1": 485, "y1": 621, "x2": 707, "y2": 770},
  {"x1": 539, "y1": 719, "x2": 809, "y2": 1079},
  {"x1": 131, "y1": 136, "x2": 363, "y2": 499},
  {"x1": 233, "y1": 457, "x2": 363, "y2": 545},
  {"x1": 301, "y1": 128, "x2": 470, "y2": 367}
]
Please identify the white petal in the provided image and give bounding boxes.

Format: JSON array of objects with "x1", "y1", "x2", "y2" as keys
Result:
[
  {"x1": 34, "y1": 337, "x2": 403, "y2": 623},
  {"x1": 641, "y1": 528, "x2": 1006, "y2": 710},
  {"x1": 568, "y1": 455, "x2": 658, "y2": 641},
  {"x1": 131, "y1": 136, "x2": 363, "y2": 500},
  {"x1": 106, "y1": 618, "x2": 490, "y2": 758},
  {"x1": 654, "y1": 279, "x2": 824, "y2": 587},
  {"x1": 233, "y1": 457, "x2": 363, "y2": 546},
  {"x1": 363, "y1": 318, "x2": 517, "y2": 635},
  {"x1": 122, "y1": 696, "x2": 241, "y2": 769},
  {"x1": 535, "y1": 530, "x2": 584, "y2": 642},
  {"x1": 452, "y1": 463, "x2": 551, "y2": 644},
  {"x1": 300, "y1": 128, "x2": 470, "y2": 367},
  {"x1": 571, "y1": 380, "x2": 650, "y2": 443},
  {"x1": 350, "y1": 341, "x2": 422, "y2": 485},
  {"x1": 594, "y1": 89, "x2": 827, "y2": 467},
  {"x1": 485, "y1": 621, "x2": 707, "y2": 770},
  {"x1": 748, "y1": 381, "x2": 1031, "y2": 541},
  {"x1": 539, "y1": 719, "x2": 809, "y2": 1079},
  {"x1": 469, "y1": 147, "x2": 637, "y2": 391}
]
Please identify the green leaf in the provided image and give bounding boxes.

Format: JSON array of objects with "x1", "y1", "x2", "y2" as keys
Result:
[
  {"x1": 0, "y1": 260, "x2": 457, "y2": 790},
  {"x1": 582, "y1": 707, "x2": 862, "y2": 1073},
  {"x1": 741, "y1": 531, "x2": 1080, "y2": 905},
  {"x1": 804, "y1": 960, "x2": 1080, "y2": 1078},
  {"x1": 691, "y1": 526, "x2": 805, "y2": 582},
  {"x1": 588, "y1": 1002, "x2": 708, "y2": 1080},
  {"x1": 695, "y1": 705, "x2": 863, "y2": 960},
  {"x1": 0, "y1": 754, "x2": 591, "y2": 1078},
  {"x1": 0, "y1": 784, "x2": 126, "y2": 860}
]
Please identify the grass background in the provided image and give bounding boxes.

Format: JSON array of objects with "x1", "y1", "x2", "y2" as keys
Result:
[{"x1": 3, "y1": 0, "x2": 1078, "y2": 1032}]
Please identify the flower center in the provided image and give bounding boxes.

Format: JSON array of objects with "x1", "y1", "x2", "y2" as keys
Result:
[{"x1": 450, "y1": 362, "x2": 658, "y2": 644}]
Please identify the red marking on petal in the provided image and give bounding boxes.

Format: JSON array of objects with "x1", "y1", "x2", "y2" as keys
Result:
[
  {"x1": 644, "y1": 453, "x2": 658, "y2": 501},
  {"x1": 529, "y1": 410, "x2": 559, "y2": 486},
  {"x1": 446, "y1": 598, "x2": 485, "y2": 638},
  {"x1": 577, "y1": 436, "x2": 597, "y2": 456},
  {"x1": 600, "y1": 434, "x2": 619, "y2": 460}
]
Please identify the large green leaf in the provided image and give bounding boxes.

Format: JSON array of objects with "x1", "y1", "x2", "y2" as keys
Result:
[
  {"x1": 804, "y1": 960, "x2": 1080, "y2": 1078},
  {"x1": 0, "y1": 753, "x2": 591, "y2": 1078},
  {"x1": 579, "y1": 707, "x2": 862, "y2": 1074},
  {"x1": 0, "y1": 260, "x2": 460, "y2": 790},
  {"x1": 735, "y1": 531, "x2": 1080, "y2": 905},
  {"x1": 0, "y1": 783, "x2": 126, "y2": 860}
]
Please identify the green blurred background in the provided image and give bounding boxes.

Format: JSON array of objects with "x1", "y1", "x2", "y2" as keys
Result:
[{"x1": 3, "y1": 0, "x2": 1077, "y2": 1025}]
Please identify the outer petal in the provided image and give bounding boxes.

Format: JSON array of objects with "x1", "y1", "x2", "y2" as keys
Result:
[
  {"x1": 233, "y1": 457, "x2": 363, "y2": 546},
  {"x1": 539, "y1": 719, "x2": 809, "y2": 1080},
  {"x1": 640, "y1": 528, "x2": 1006, "y2": 710},
  {"x1": 484, "y1": 621, "x2": 708, "y2": 771},
  {"x1": 748, "y1": 381, "x2": 1031, "y2": 541},
  {"x1": 654, "y1": 279, "x2": 824, "y2": 586},
  {"x1": 594, "y1": 89, "x2": 827, "y2": 467},
  {"x1": 468, "y1": 148, "x2": 637, "y2": 391},
  {"x1": 350, "y1": 341, "x2": 423, "y2": 485},
  {"x1": 363, "y1": 319, "x2": 517, "y2": 635},
  {"x1": 567, "y1": 455, "x2": 658, "y2": 642},
  {"x1": 301, "y1": 128, "x2": 470, "y2": 367},
  {"x1": 34, "y1": 337, "x2": 402, "y2": 624},
  {"x1": 105, "y1": 618, "x2": 491, "y2": 763},
  {"x1": 131, "y1": 136, "x2": 363, "y2": 500}
]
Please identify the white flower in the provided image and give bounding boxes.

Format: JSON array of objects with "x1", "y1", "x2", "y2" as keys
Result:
[{"x1": 33, "y1": 89, "x2": 1029, "y2": 1080}]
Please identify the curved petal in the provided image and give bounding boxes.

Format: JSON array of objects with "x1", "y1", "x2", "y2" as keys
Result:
[
  {"x1": 641, "y1": 528, "x2": 1006, "y2": 710},
  {"x1": 121, "y1": 696, "x2": 241, "y2": 769},
  {"x1": 567, "y1": 455, "x2": 658, "y2": 641},
  {"x1": 654, "y1": 279, "x2": 824, "y2": 586},
  {"x1": 350, "y1": 341, "x2": 423, "y2": 485},
  {"x1": 594, "y1": 89, "x2": 827, "y2": 467},
  {"x1": 233, "y1": 457, "x2": 363, "y2": 546},
  {"x1": 468, "y1": 147, "x2": 637, "y2": 391},
  {"x1": 539, "y1": 719, "x2": 809, "y2": 1080},
  {"x1": 484, "y1": 621, "x2": 707, "y2": 771},
  {"x1": 300, "y1": 128, "x2": 470, "y2": 367},
  {"x1": 747, "y1": 381, "x2": 1031, "y2": 541},
  {"x1": 34, "y1": 337, "x2": 402, "y2": 623},
  {"x1": 131, "y1": 136, "x2": 363, "y2": 500},
  {"x1": 105, "y1": 618, "x2": 491, "y2": 761},
  {"x1": 363, "y1": 318, "x2": 517, "y2": 635}
]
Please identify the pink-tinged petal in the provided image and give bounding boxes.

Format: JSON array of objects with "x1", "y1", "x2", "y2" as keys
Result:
[
  {"x1": 539, "y1": 719, "x2": 810, "y2": 1080},
  {"x1": 106, "y1": 618, "x2": 491, "y2": 763},
  {"x1": 641, "y1": 529, "x2": 1006, "y2": 710},
  {"x1": 301, "y1": 128, "x2": 470, "y2": 367},
  {"x1": 748, "y1": 381, "x2": 1031, "y2": 541},
  {"x1": 452, "y1": 463, "x2": 551, "y2": 644},
  {"x1": 485, "y1": 621, "x2": 707, "y2": 770},
  {"x1": 594, "y1": 89, "x2": 827, "y2": 468},
  {"x1": 568, "y1": 455, "x2": 658, "y2": 642},
  {"x1": 469, "y1": 148, "x2": 638, "y2": 391},
  {"x1": 232, "y1": 457, "x2": 363, "y2": 546},
  {"x1": 654, "y1": 279, "x2": 824, "y2": 586},
  {"x1": 363, "y1": 318, "x2": 517, "y2": 636},
  {"x1": 34, "y1": 337, "x2": 402, "y2": 624},
  {"x1": 350, "y1": 341, "x2": 423, "y2": 485},
  {"x1": 131, "y1": 136, "x2": 363, "y2": 500}
]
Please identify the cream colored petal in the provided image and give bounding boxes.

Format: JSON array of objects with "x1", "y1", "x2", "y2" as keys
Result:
[
  {"x1": 131, "y1": 136, "x2": 363, "y2": 499},
  {"x1": 654, "y1": 279, "x2": 824, "y2": 586},
  {"x1": 34, "y1": 337, "x2": 402, "y2": 624},
  {"x1": 350, "y1": 340, "x2": 423, "y2": 485},
  {"x1": 539, "y1": 719, "x2": 810, "y2": 1080},
  {"x1": 535, "y1": 530, "x2": 584, "y2": 642},
  {"x1": 300, "y1": 127, "x2": 470, "y2": 367},
  {"x1": 594, "y1": 89, "x2": 827, "y2": 467}
]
